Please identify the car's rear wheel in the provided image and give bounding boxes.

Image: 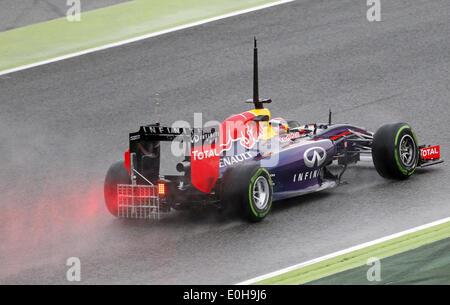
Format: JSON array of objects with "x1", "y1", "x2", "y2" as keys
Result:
[
  {"x1": 221, "y1": 163, "x2": 273, "y2": 222},
  {"x1": 104, "y1": 161, "x2": 131, "y2": 217},
  {"x1": 372, "y1": 123, "x2": 419, "y2": 180}
]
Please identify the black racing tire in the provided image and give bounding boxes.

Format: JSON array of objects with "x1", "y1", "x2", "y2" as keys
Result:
[
  {"x1": 104, "y1": 161, "x2": 131, "y2": 217},
  {"x1": 220, "y1": 163, "x2": 273, "y2": 222},
  {"x1": 371, "y1": 123, "x2": 419, "y2": 180}
]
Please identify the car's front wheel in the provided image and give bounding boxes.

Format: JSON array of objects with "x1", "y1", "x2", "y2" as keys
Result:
[{"x1": 372, "y1": 123, "x2": 419, "y2": 180}]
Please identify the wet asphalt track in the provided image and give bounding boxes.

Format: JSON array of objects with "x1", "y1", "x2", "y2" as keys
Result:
[{"x1": 0, "y1": 0, "x2": 449, "y2": 284}]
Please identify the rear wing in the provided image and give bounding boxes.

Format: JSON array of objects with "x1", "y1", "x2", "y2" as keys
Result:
[
  {"x1": 129, "y1": 124, "x2": 219, "y2": 153},
  {"x1": 128, "y1": 123, "x2": 220, "y2": 192},
  {"x1": 130, "y1": 123, "x2": 219, "y2": 138}
]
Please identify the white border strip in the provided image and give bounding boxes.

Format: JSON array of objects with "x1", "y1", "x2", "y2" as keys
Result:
[
  {"x1": 237, "y1": 216, "x2": 450, "y2": 285},
  {"x1": 0, "y1": 0, "x2": 294, "y2": 77}
]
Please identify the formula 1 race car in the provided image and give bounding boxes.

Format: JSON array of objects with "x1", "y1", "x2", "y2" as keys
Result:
[{"x1": 104, "y1": 39, "x2": 443, "y2": 222}]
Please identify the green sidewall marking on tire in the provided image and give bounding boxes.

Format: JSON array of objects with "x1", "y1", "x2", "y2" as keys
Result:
[
  {"x1": 394, "y1": 125, "x2": 410, "y2": 146},
  {"x1": 248, "y1": 168, "x2": 273, "y2": 218},
  {"x1": 394, "y1": 125, "x2": 418, "y2": 175}
]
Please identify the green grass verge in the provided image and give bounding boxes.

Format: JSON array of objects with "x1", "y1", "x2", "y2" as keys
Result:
[
  {"x1": 254, "y1": 220, "x2": 450, "y2": 285},
  {"x1": 309, "y1": 237, "x2": 450, "y2": 285},
  {"x1": 0, "y1": 0, "x2": 284, "y2": 72}
]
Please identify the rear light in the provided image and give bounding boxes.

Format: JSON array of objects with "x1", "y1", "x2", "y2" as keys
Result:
[
  {"x1": 157, "y1": 183, "x2": 166, "y2": 196},
  {"x1": 124, "y1": 150, "x2": 131, "y2": 176}
]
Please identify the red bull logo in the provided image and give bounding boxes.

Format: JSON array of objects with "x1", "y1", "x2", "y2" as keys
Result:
[
  {"x1": 191, "y1": 111, "x2": 261, "y2": 160},
  {"x1": 190, "y1": 111, "x2": 262, "y2": 193}
]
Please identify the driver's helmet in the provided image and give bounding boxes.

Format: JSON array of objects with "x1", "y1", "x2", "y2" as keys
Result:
[{"x1": 269, "y1": 117, "x2": 289, "y2": 135}]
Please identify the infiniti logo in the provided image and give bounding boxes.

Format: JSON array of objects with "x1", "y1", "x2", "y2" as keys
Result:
[{"x1": 304, "y1": 147, "x2": 327, "y2": 168}]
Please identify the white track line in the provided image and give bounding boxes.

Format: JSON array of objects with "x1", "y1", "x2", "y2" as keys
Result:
[
  {"x1": 0, "y1": 0, "x2": 294, "y2": 77},
  {"x1": 237, "y1": 216, "x2": 450, "y2": 285}
]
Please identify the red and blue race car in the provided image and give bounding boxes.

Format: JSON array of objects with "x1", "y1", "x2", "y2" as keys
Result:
[{"x1": 104, "y1": 39, "x2": 443, "y2": 222}]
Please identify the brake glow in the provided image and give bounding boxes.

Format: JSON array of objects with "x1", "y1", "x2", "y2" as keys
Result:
[{"x1": 157, "y1": 183, "x2": 166, "y2": 196}]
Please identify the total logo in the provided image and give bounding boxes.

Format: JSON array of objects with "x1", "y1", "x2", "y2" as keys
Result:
[
  {"x1": 420, "y1": 145, "x2": 440, "y2": 160},
  {"x1": 303, "y1": 146, "x2": 327, "y2": 168},
  {"x1": 191, "y1": 149, "x2": 220, "y2": 160}
]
